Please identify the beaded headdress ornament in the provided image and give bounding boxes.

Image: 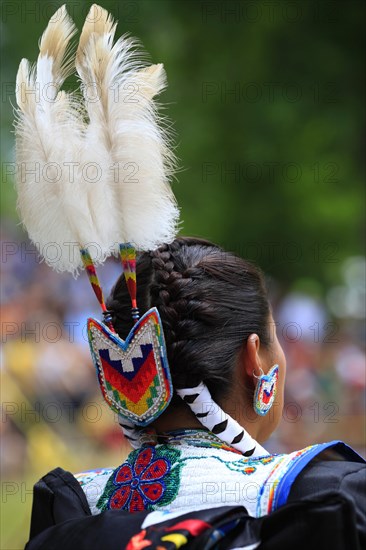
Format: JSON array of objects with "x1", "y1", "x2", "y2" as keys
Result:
[{"x1": 14, "y1": 4, "x2": 267, "y2": 457}]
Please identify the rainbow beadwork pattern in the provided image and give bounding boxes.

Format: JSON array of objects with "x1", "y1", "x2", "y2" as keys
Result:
[
  {"x1": 87, "y1": 307, "x2": 173, "y2": 426},
  {"x1": 255, "y1": 442, "x2": 344, "y2": 516},
  {"x1": 119, "y1": 243, "x2": 137, "y2": 309},
  {"x1": 253, "y1": 364, "x2": 279, "y2": 416},
  {"x1": 80, "y1": 248, "x2": 107, "y2": 310}
]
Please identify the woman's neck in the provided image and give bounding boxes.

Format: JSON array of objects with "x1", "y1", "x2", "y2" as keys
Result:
[{"x1": 152, "y1": 405, "x2": 204, "y2": 433}]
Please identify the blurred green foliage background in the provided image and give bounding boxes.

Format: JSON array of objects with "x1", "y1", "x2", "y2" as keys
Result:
[
  {"x1": 1, "y1": 1, "x2": 365, "y2": 548},
  {"x1": 1, "y1": 0, "x2": 365, "y2": 289}
]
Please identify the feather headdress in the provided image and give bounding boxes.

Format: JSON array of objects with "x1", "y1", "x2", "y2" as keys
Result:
[
  {"x1": 15, "y1": 3, "x2": 179, "y2": 275},
  {"x1": 14, "y1": 4, "x2": 178, "y2": 430},
  {"x1": 14, "y1": 6, "x2": 270, "y2": 459},
  {"x1": 15, "y1": 5, "x2": 100, "y2": 274}
]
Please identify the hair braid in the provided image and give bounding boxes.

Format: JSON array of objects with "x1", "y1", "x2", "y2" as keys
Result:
[
  {"x1": 149, "y1": 239, "x2": 204, "y2": 389},
  {"x1": 107, "y1": 236, "x2": 270, "y2": 405}
]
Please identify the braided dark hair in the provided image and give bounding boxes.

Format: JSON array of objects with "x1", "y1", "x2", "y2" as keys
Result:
[{"x1": 107, "y1": 237, "x2": 271, "y2": 406}]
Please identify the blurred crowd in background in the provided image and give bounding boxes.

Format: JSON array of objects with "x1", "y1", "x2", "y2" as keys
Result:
[{"x1": 2, "y1": 223, "x2": 365, "y2": 482}]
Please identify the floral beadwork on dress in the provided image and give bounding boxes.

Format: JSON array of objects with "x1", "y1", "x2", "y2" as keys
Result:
[
  {"x1": 97, "y1": 446, "x2": 184, "y2": 513},
  {"x1": 222, "y1": 454, "x2": 275, "y2": 475}
]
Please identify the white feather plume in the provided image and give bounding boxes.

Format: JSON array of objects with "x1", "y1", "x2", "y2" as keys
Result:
[
  {"x1": 76, "y1": 4, "x2": 179, "y2": 252},
  {"x1": 15, "y1": 5, "x2": 104, "y2": 274},
  {"x1": 15, "y1": 3, "x2": 179, "y2": 275}
]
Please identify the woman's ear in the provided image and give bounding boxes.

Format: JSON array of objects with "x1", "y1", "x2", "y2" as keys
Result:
[{"x1": 243, "y1": 334, "x2": 263, "y2": 378}]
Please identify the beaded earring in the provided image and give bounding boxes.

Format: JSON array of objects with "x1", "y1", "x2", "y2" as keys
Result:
[{"x1": 253, "y1": 364, "x2": 279, "y2": 416}]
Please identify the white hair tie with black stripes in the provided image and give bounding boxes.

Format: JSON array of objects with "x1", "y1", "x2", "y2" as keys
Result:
[
  {"x1": 118, "y1": 417, "x2": 141, "y2": 449},
  {"x1": 176, "y1": 382, "x2": 269, "y2": 457}
]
